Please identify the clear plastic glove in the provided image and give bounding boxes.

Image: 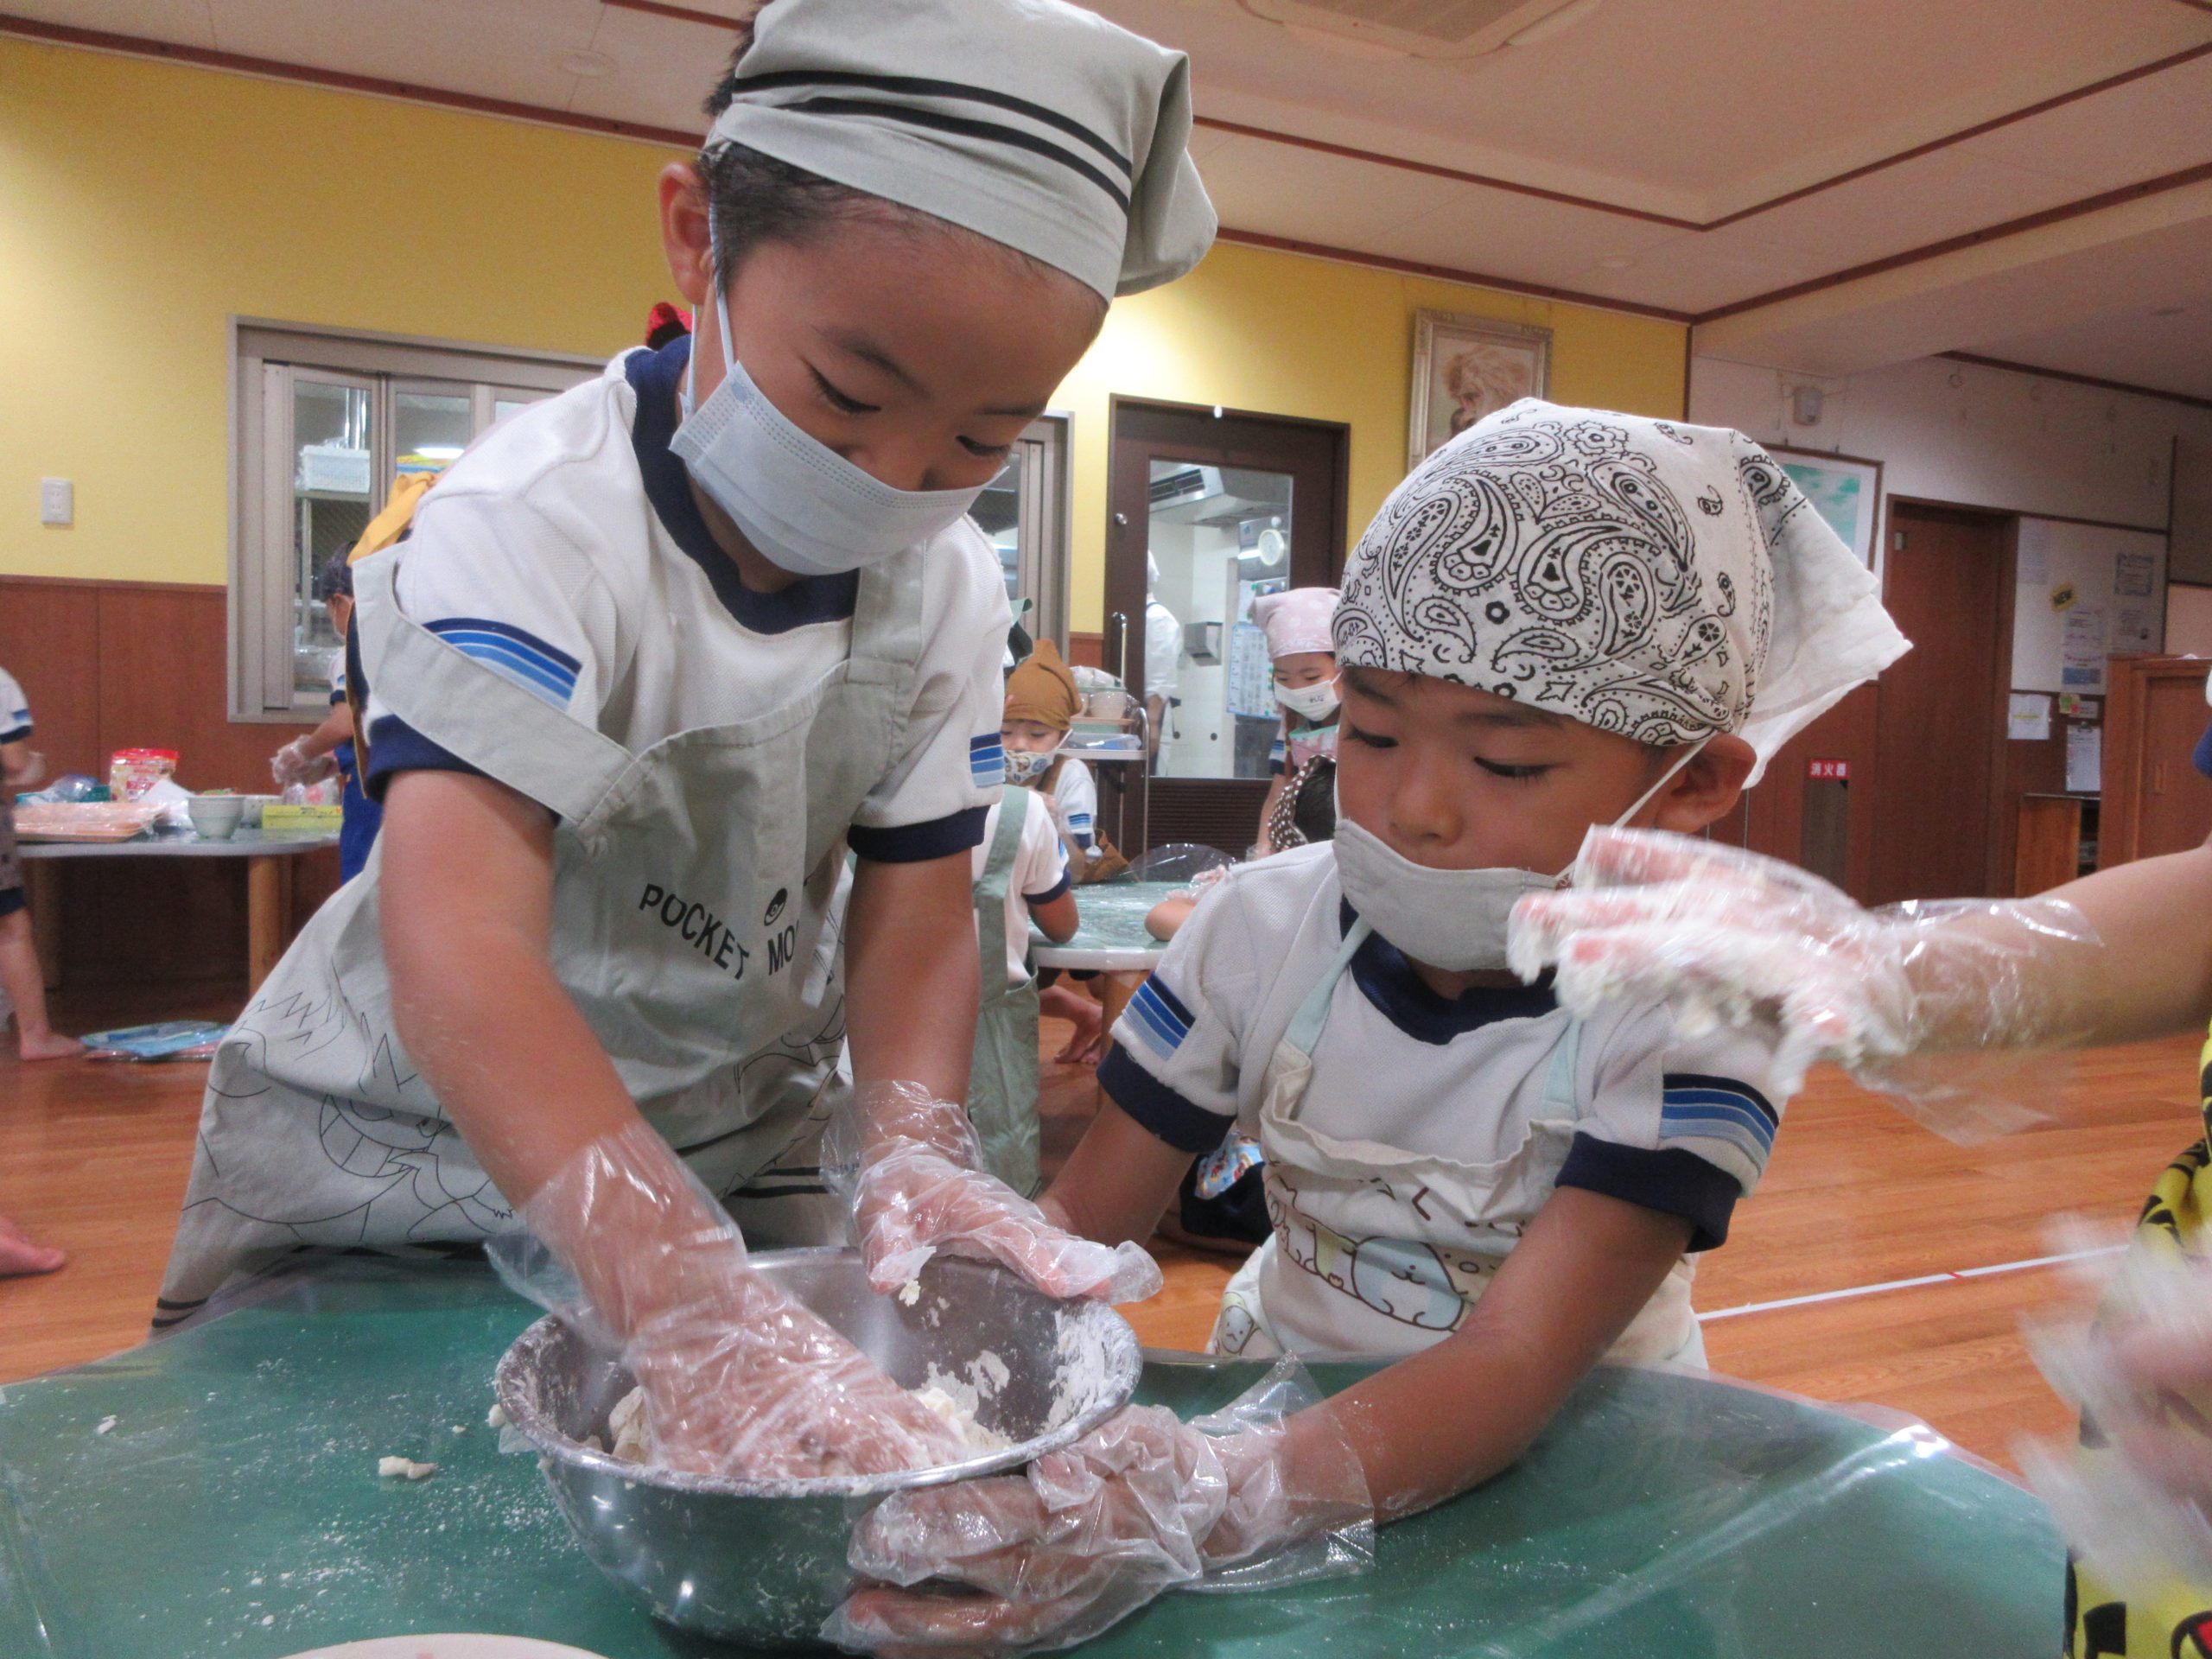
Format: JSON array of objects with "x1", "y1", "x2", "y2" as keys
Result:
[
  {"x1": 492, "y1": 1121, "x2": 969, "y2": 1480},
  {"x1": 1506, "y1": 827, "x2": 2101, "y2": 1141},
  {"x1": 271, "y1": 737, "x2": 335, "y2": 790},
  {"x1": 835, "y1": 1082, "x2": 1161, "y2": 1305},
  {"x1": 2022, "y1": 1232, "x2": 2212, "y2": 1600},
  {"x1": 825, "y1": 1359, "x2": 1372, "y2": 1655}
]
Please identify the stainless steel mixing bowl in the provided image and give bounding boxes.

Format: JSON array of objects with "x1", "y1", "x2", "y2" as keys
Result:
[{"x1": 494, "y1": 1246, "x2": 1142, "y2": 1649}]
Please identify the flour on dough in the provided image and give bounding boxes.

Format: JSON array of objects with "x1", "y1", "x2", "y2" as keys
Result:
[
  {"x1": 376, "y1": 1457, "x2": 437, "y2": 1480},
  {"x1": 596, "y1": 1376, "x2": 1009, "y2": 1471}
]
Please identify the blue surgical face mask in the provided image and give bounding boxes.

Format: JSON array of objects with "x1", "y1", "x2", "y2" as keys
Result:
[{"x1": 669, "y1": 271, "x2": 986, "y2": 579}]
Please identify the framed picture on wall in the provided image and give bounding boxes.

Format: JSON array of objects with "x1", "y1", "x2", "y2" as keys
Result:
[
  {"x1": 1769, "y1": 446, "x2": 1884, "y2": 571},
  {"x1": 1408, "y1": 312, "x2": 1551, "y2": 469}
]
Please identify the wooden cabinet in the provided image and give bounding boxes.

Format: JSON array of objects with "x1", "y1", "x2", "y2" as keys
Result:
[{"x1": 2100, "y1": 655, "x2": 2212, "y2": 867}]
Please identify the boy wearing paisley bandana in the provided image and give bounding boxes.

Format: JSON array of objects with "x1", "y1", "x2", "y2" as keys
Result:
[{"x1": 1031, "y1": 401, "x2": 1910, "y2": 1539}]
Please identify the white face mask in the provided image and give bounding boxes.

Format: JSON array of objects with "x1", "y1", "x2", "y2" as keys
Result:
[
  {"x1": 669, "y1": 278, "x2": 986, "y2": 579},
  {"x1": 1004, "y1": 745, "x2": 1058, "y2": 785},
  {"x1": 1333, "y1": 739, "x2": 1707, "y2": 973},
  {"x1": 1276, "y1": 677, "x2": 1340, "y2": 722}
]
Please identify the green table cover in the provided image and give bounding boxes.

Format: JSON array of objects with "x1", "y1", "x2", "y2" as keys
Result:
[{"x1": 0, "y1": 1260, "x2": 2060, "y2": 1657}]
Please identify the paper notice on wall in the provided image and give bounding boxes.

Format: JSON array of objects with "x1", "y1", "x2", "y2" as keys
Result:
[
  {"x1": 2066, "y1": 722, "x2": 2102, "y2": 793},
  {"x1": 2016, "y1": 518, "x2": 2052, "y2": 586},
  {"x1": 2061, "y1": 605, "x2": 2110, "y2": 690},
  {"x1": 2056, "y1": 694, "x2": 2100, "y2": 721},
  {"x1": 2007, "y1": 692, "x2": 2052, "y2": 741},
  {"x1": 2116, "y1": 551, "x2": 2156, "y2": 599},
  {"x1": 2115, "y1": 606, "x2": 2158, "y2": 652}
]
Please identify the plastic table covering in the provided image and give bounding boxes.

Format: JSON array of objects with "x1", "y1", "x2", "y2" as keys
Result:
[
  {"x1": 0, "y1": 1260, "x2": 2062, "y2": 1658},
  {"x1": 1028, "y1": 880, "x2": 1184, "y2": 973}
]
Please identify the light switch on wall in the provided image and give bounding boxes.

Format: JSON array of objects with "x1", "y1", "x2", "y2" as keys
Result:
[{"x1": 39, "y1": 479, "x2": 73, "y2": 526}]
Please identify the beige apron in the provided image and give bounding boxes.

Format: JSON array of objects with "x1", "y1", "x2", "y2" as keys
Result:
[
  {"x1": 156, "y1": 543, "x2": 928, "y2": 1324},
  {"x1": 965, "y1": 785, "x2": 1043, "y2": 1198},
  {"x1": 1210, "y1": 917, "x2": 1702, "y2": 1365}
]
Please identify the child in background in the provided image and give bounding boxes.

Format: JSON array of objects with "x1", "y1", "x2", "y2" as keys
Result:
[
  {"x1": 0, "y1": 664, "x2": 83, "y2": 1062},
  {"x1": 999, "y1": 639, "x2": 1101, "y2": 875},
  {"x1": 1252, "y1": 586, "x2": 1340, "y2": 856},
  {"x1": 967, "y1": 777, "x2": 1078, "y2": 1196},
  {"x1": 836, "y1": 403, "x2": 1910, "y2": 1652},
  {"x1": 1001, "y1": 640, "x2": 1116, "y2": 1062},
  {"x1": 272, "y1": 550, "x2": 381, "y2": 882}
]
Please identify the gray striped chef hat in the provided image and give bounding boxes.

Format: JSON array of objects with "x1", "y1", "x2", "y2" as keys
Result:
[{"x1": 706, "y1": 0, "x2": 1217, "y2": 300}]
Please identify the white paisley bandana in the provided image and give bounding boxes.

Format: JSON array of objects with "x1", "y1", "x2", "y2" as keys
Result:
[{"x1": 1334, "y1": 399, "x2": 1907, "y2": 780}]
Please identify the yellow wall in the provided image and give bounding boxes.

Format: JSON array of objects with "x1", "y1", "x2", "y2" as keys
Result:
[
  {"x1": 0, "y1": 39, "x2": 1687, "y2": 619},
  {"x1": 0, "y1": 41, "x2": 676, "y2": 585},
  {"x1": 1053, "y1": 242, "x2": 1686, "y2": 628}
]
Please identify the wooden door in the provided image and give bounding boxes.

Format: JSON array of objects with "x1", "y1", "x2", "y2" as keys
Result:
[
  {"x1": 1103, "y1": 399, "x2": 1349, "y2": 856},
  {"x1": 1866, "y1": 504, "x2": 2013, "y2": 904},
  {"x1": 2101, "y1": 655, "x2": 2212, "y2": 866}
]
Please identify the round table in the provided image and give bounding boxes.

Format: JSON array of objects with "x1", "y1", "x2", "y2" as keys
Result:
[
  {"x1": 1030, "y1": 879, "x2": 1185, "y2": 1039},
  {"x1": 18, "y1": 827, "x2": 340, "y2": 993}
]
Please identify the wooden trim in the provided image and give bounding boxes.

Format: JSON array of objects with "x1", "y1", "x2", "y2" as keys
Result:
[
  {"x1": 1698, "y1": 41, "x2": 2212, "y2": 230},
  {"x1": 1192, "y1": 115, "x2": 1701, "y2": 231},
  {"x1": 0, "y1": 13, "x2": 704, "y2": 150},
  {"x1": 1213, "y1": 228, "x2": 1695, "y2": 323},
  {"x1": 0, "y1": 573, "x2": 220, "y2": 597},
  {"x1": 601, "y1": 0, "x2": 748, "y2": 29},
  {"x1": 1698, "y1": 157, "x2": 2212, "y2": 323},
  {"x1": 1885, "y1": 491, "x2": 2168, "y2": 538},
  {"x1": 1193, "y1": 40, "x2": 2212, "y2": 235},
  {"x1": 1939, "y1": 351, "x2": 2212, "y2": 416}
]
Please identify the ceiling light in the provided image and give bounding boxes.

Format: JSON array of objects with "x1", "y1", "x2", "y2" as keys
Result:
[
  {"x1": 559, "y1": 49, "x2": 618, "y2": 78},
  {"x1": 1278, "y1": 22, "x2": 1409, "y2": 59}
]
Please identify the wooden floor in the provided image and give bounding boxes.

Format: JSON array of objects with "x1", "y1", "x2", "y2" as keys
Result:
[{"x1": 2, "y1": 984, "x2": 2201, "y2": 1473}]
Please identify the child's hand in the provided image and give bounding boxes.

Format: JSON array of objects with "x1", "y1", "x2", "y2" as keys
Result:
[
  {"x1": 825, "y1": 1381, "x2": 1370, "y2": 1654},
  {"x1": 499, "y1": 1121, "x2": 968, "y2": 1480},
  {"x1": 626, "y1": 1268, "x2": 970, "y2": 1479},
  {"x1": 1508, "y1": 826, "x2": 2100, "y2": 1141},
  {"x1": 847, "y1": 1082, "x2": 1161, "y2": 1304},
  {"x1": 271, "y1": 737, "x2": 335, "y2": 789}
]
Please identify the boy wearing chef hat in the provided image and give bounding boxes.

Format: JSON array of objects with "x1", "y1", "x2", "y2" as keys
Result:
[
  {"x1": 1250, "y1": 586, "x2": 1341, "y2": 856},
  {"x1": 836, "y1": 401, "x2": 1910, "y2": 1652},
  {"x1": 159, "y1": 0, "x2": 1212, "y2": 1486}
]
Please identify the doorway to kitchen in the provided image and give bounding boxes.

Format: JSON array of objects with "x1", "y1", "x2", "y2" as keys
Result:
[{"x1": 1102, "y1": 398, "x2": 1350, "y2": 856}]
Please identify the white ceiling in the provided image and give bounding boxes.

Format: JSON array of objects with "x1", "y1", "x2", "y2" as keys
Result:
[{"x1": 12, "y1": 0, "x2": 2212, "y2": 395}]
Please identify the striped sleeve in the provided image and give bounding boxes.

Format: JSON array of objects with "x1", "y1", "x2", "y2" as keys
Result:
[
  {"x1": 1100, "y1": 894, "x2": 1255, "y2": 1154},
  {"x1": 422, "y1": 618, "x2": 581, "y2": 707},
  {"x1": 0, "y1": 668, "x2": 30, "y2": 745}
]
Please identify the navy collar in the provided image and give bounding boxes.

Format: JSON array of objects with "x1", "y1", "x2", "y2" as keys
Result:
[
  {"x1": 1338, "y1": 899, "x2": 1557, "y2": 1046},
  {"x1": 626, "y1": 335, "x2": 859, "y2": 634}
]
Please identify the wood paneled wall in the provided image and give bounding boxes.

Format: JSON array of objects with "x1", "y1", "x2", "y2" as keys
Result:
[
  {"x1": 1709, "y1": 684, "x2": 1881, "y2": 897},
  {"x1": 0, "y1": 575, "x2": 339, "y2": 988}
]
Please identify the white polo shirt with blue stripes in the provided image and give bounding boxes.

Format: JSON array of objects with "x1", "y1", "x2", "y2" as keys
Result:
[
  {"x1": 1099, "y1": 841, "x2": 1791, "y2": 1257},
  {"x1": 357, "y1": 337, "x2": 1008, "y2": 864}
]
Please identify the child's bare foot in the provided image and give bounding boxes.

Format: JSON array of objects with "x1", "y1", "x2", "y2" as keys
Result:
[
  {"x1": 0, "y1": 1215, "x2": 63, "y2": 1277},
  {"x1": 1040, "y1": 988, "x2": 1104, "y2": 1065},
  {"x1": 16, "y1": 1030, "x2": 86, "y2": 1062}
]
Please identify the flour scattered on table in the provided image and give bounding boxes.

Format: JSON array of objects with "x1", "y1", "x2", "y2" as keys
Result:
[
  {"x1": 376, "y1": 1456, "x2": 437, "y2": 1480},
  {"x1": 94, "y1": 1415, "x2": 118, "y2": 1435},
  {"x1": 486, "y1": 1402, "x2": 508, "y2": 1429}
]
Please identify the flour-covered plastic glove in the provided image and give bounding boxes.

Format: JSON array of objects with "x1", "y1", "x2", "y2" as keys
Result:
[
  {"x1": 825, "y1": 1358, "x2": 1372, "y2": 1655},
  {"x1": 835, "y1": 1081, "x2": 1161, "y2": 1304},
  {"x1": 2021, "y1": 1231, "x2": 2212, "y2": 1601},
  {"x1": 1506, "y1": 827, "x2": 2101, "y2": 1143},
  {"x1": 271, "y1": 737, "x2": 335, "y2": 789},
  {"x1": 491, "y1": 1121, "x2": 968, "y2": 1481}
]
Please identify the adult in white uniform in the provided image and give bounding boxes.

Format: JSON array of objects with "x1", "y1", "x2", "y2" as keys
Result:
[
  {"x1": 1142, "y1": 551, "x2": 1181, "y2": 762},
  {"x1": 156, "y1": 0, "x2": 1211, "y2": 1482}
]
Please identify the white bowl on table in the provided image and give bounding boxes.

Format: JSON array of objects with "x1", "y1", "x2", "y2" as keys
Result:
[{"x1": 186, "y1": 796, "x2": 246, "y2": 842}]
